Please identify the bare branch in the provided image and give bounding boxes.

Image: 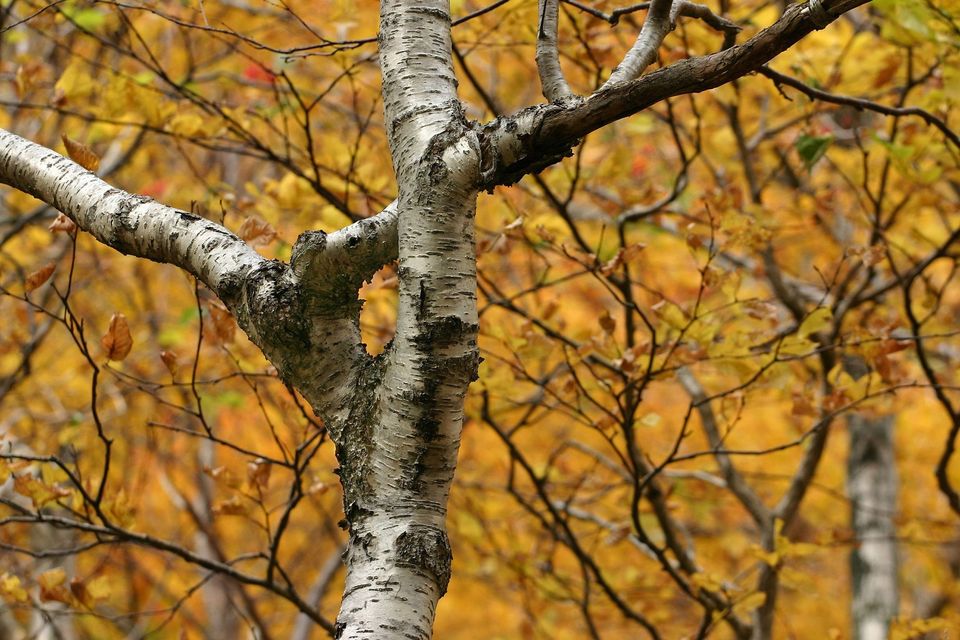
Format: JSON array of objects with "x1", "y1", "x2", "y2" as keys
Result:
[
  {"x1": 484, "y1": 0, "x2": 872, "y2": 187},
  {"x1": 603, "y1": 0, "x2": 675, "y2": 87},
  {"x1": 759, "y1": 65, "x2": 960, "y2": 149},
  {"x1": 678, "y1": 368, "x2": 772, "y2": 527},
  {"x1": 537, "y1": 0, "x2": 575, "y2": 101}
]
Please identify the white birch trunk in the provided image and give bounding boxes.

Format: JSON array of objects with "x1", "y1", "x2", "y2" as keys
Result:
[
  {"x1": 848, "y1": 415, "x2": 898, "y2": 640},
  {"x1": 332, "y1": 3, "x2": 480, "y2": 637}
]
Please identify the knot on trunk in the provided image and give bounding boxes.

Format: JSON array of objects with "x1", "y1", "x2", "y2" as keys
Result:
[{"x1": 395, "y1": 525, "x2": 453, "y2": 596}]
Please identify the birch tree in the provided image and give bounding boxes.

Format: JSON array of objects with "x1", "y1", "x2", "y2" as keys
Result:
[{"x1": 1, "y1": 0, "x2": 930, "y2": 637}]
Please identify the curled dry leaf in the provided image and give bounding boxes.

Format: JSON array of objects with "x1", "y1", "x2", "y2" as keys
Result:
[
  {"x1": 238, "y1": 216, "x2": 277, "y2": 248},
  {"x1": 25, "y1": 263, "x2": 56, "y2": 292},
  {"x1": 101, "y1": 313, "x2": 133, "y2": 361},
  {"x1": 48, "y1": 212, "x2": 78, "y2": 234},
  {"x1": 247, "y1": 458, "x2": 272, "y2": 490},
  {"x1": 61, "y1": 135, "x2": 100, "y2": 172},
  {"x1": 160, "y1": 350, "x2": 178, "y2": 377}
]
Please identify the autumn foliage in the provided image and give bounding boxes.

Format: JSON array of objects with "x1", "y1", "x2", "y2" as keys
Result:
[{"x1": 1, "y1": 1, "x2": 959, "y2": 638}]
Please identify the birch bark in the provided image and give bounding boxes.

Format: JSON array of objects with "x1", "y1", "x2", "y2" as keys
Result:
[
  {"x1": 332, "y1": 3, "x2": 480, "y2": 637},
  {"x1": 848, "y1": 415, "x2": 898, "y2": 640}
]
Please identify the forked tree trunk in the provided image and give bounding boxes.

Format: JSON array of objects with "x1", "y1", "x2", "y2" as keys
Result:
[
  {"x1": 327, "y1": 3, "x2": 483, "y2": 637},
  {"x1": 847, "y1": 414, "x2": 898, "y2": 640}
]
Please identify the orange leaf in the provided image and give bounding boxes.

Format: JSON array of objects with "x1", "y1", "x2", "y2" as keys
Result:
[
  {"x1": 25, "y1": 263, "x2": 56, "y2": 292},
  {"x1": 38, "y1": 568, "x2": 73, "y2": 605},
  {"x1": 61, "y1": 135, "x2": 100, "y2": 172},
  {"x1": 238, "y1": 216, "x2": 277, "y2": 248},
  {"x1": 101, "y1": 313, "x2": 133, "y2": 361},
  {"x1": 48, "y1": 212, "x2": 78, "y2": 234}
]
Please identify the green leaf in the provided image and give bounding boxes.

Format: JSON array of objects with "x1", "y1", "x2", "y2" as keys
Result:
[
  {"x1": 795, "y1": 135, "x2": 833, "y2": 171},
  {"x1": 62, "y1": 6, "x2": 106, "y2": 31}
]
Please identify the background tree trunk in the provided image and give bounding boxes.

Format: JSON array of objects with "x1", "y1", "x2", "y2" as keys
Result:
[{"x1": 848, "y1": 414, "x2": 898, "y2": 640}]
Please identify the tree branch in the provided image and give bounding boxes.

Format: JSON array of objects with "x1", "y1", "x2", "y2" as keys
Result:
[
  {"x1": 759, "y1": 65, "x2": 960, "y2": 149},
  {"x1": 678, "y1": 368, "x2": 772, "y2": 527},
  {"x1": 603, "y1": 0, "x2": 675, "y2": 87},
  {"x1": 537, "y1": 0, "x2": 575, "y2": 101},
  {"x1": 483, "y1": 0, "x2": 872, "y2": 187},
  {"x1": 0, "y1": 128, "x2": 264, "y2": 308}
]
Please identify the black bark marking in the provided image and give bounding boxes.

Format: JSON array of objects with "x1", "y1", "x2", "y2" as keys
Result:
[
  {"x1": 112, "y1": 192, "x2": 151, "y2": 234},
  {"x1": 336, "y1": 355, "x2": 386, "y2": 531},
  {"x1": 395, "y1": 526, "x2": 452, "y2": 596}
]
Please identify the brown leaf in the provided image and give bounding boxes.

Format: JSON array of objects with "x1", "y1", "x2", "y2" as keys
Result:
[
  {"x1": 25, "y1": 263, "x2": 56, "y2": 292},
  {"x1": 209, "y1": 304, "x2": 236, "y2": 343},
  {"x1": 160, "y1": 350, "x2": 178, "y2": 377},
  {"x1": 599, "y1": 311, "x2": 616, "y2": 335},
  {"x1": 791, "y1": 392, "x2": 819, "y2": 417},
  {"x1": 212, "y1": 495, "x2": 247, "y2": 516},
  {"x1": 101, "y1": 313, "x2": 133, "y2": 361},
  {"x1": 247, "y1": 458, "x2": 271, "y2": 490},
  {"x1": 48, "y1": 213, "x2": 78, "y2": 234},
  {"x1": 238, "y1": 216, "x2": 277, "y2": 248},
  {"x1": 61, "y1": 135, "x2": 100, "y2": 172}
]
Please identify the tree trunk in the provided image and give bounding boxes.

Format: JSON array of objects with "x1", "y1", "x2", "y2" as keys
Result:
[
  {"x1": 848, "y1": 414, "x2": 898, "y2": 640},
  {"x1": 331, "y1": 3, "x2": 480, "y2": 638}
]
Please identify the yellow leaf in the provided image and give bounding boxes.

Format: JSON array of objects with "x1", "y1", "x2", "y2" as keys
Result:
[
  {"x1": 638, "y1": 413, "x2": 661, "y2": 428},
  {"x1": 732, "y1": 591, "x2": 766, "y2": 616},
  {"x1": 14, "y1": 474, "x2": 71, "y2": 508},
  {"x1": 101, "y1": 313, "x2": 133, "y2": 361},
  {"x1": 798, "y1": 307, "x2": 833, "y2": 339},
  {"x1": 53, "y1": 61, "x2": 93, "y2": 103},
  {"x1": 690, "y1": 572, "x2": 724, "y2": 593},
  {"x1": 71, "y1": 574, "x2": 111, "y2": 607},
  {"x1": 61, "y1": 135, "x2": 100, "y2": 172},
  {"x1": 0, "y1": 573, "x2": 28, "y2": 603},
  {"x1": 85, "y1": 575, "x2": 111, "y2": 601},
  {"x1": 890, "y1": 616, "x2": 949, "y2": 640},
  {"x1": 275, "y1": 172, "x2": 311, "y2": 210},
  {"x1": 169, "y1": 112, "x2": 208, "y2": 138},
  {"x1": 103, "y1": 488, "x2": 136, "y2": 529}
]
